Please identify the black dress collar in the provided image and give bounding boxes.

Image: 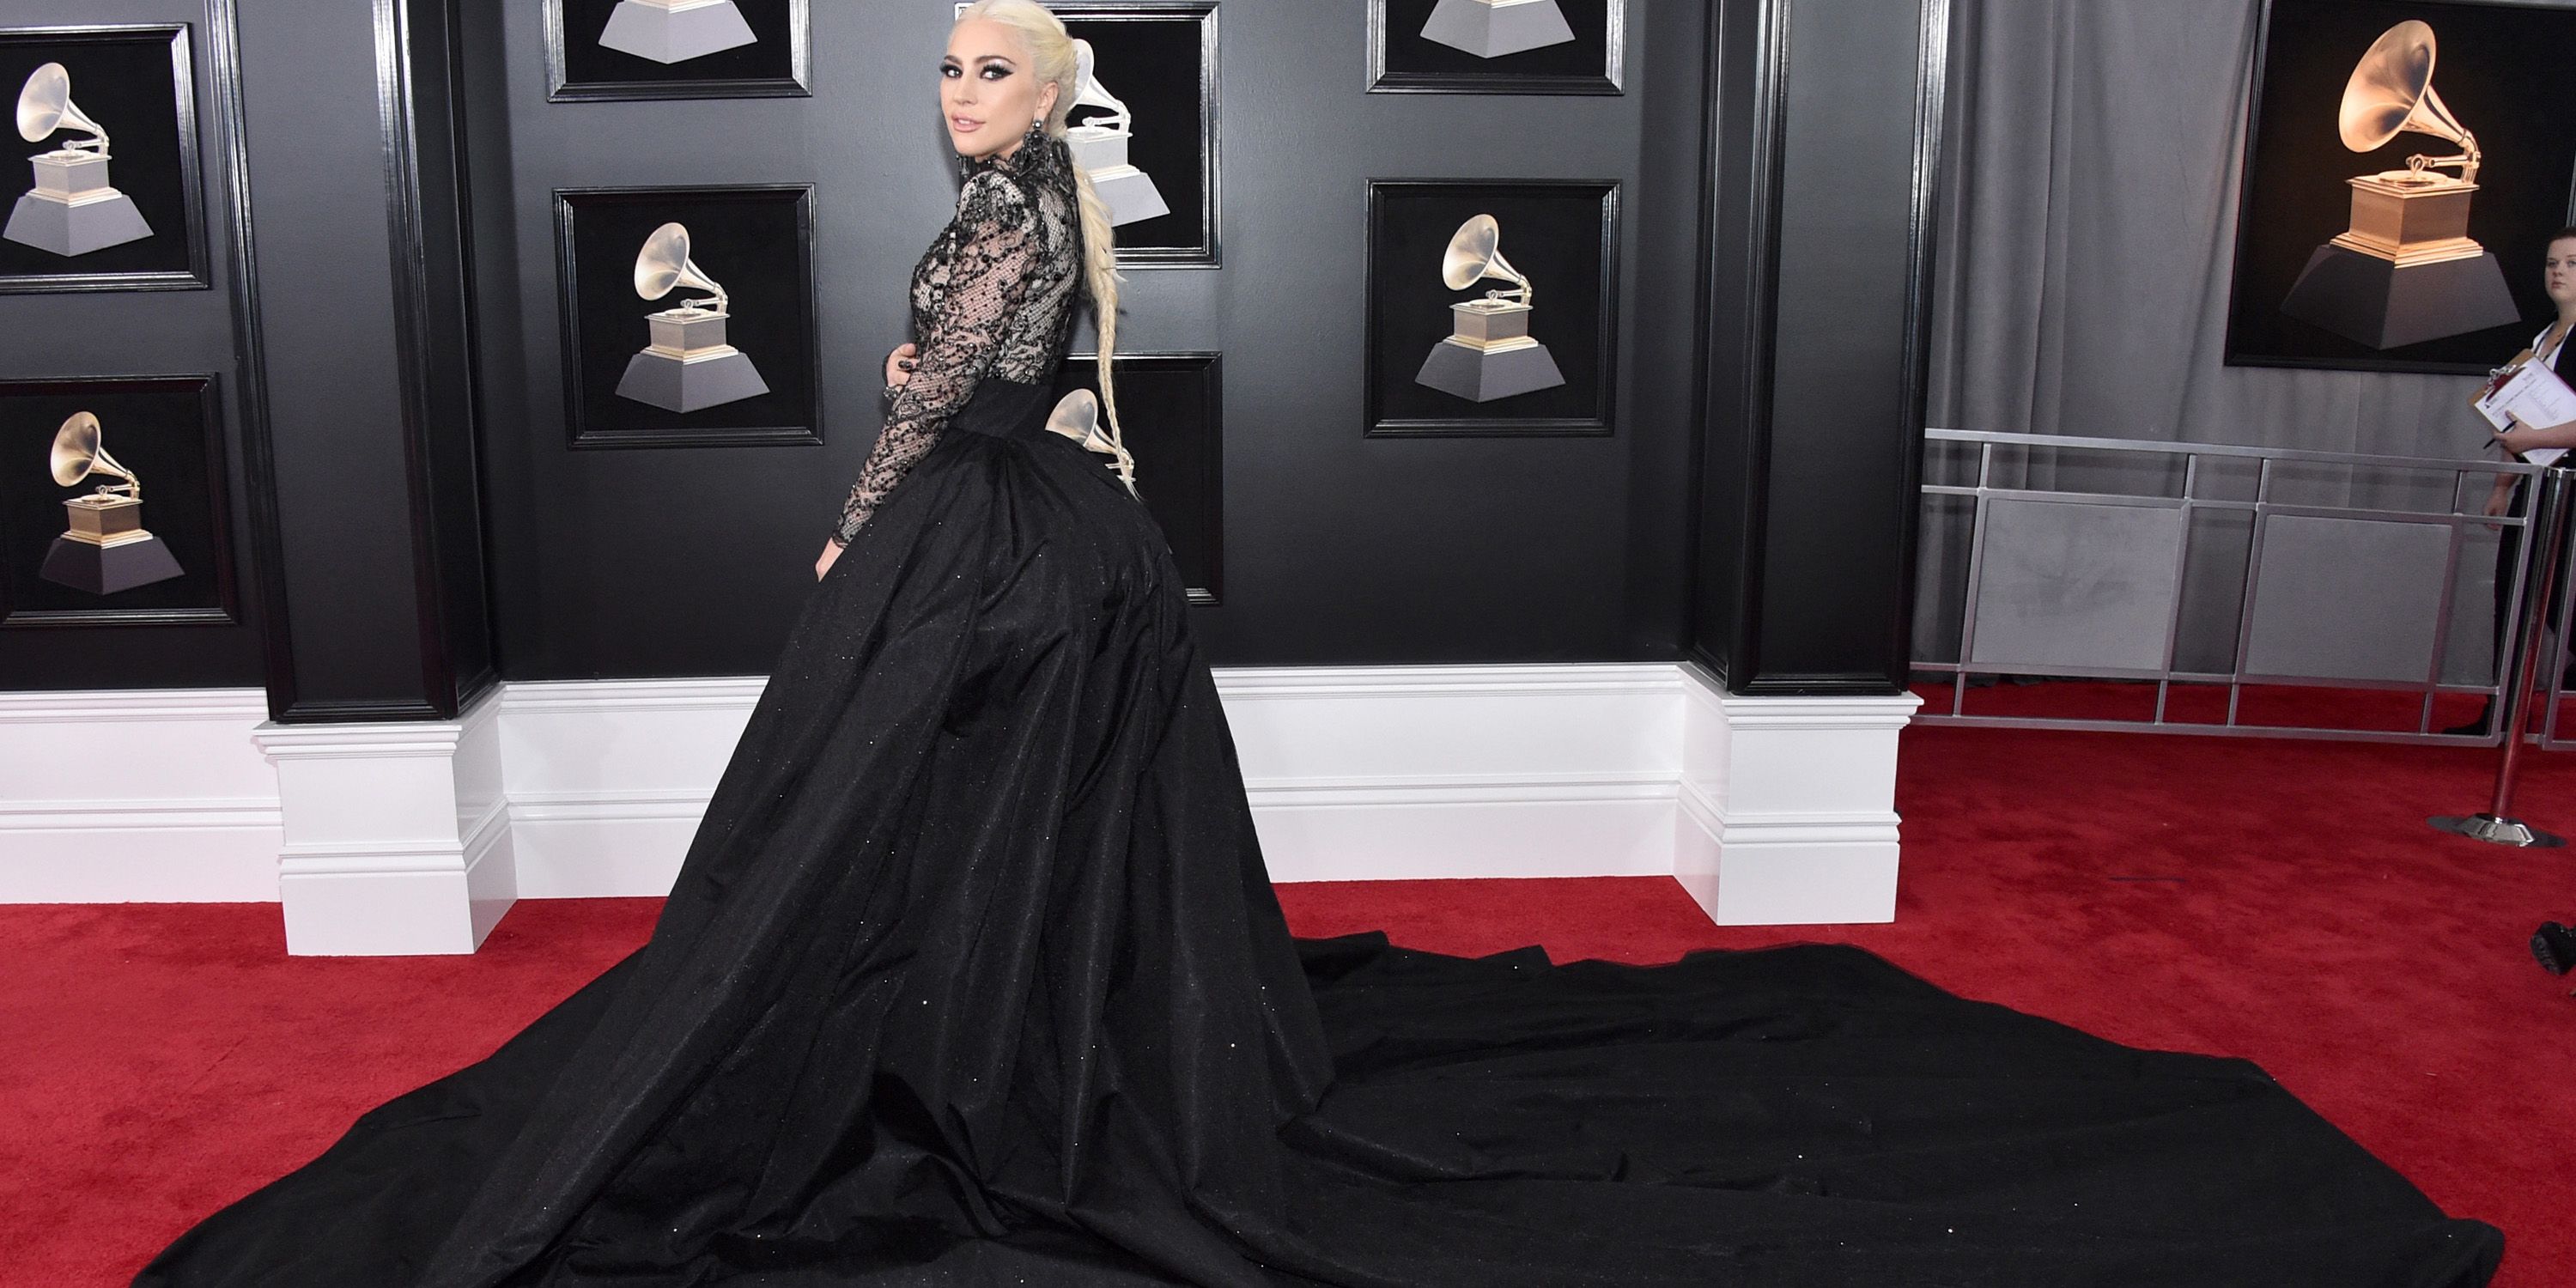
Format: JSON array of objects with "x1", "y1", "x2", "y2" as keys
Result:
[{"x1": 959, "y1": 121, "x2": 1072, "y2": 188}]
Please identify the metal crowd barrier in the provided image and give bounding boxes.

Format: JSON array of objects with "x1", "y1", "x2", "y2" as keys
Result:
[{"x1": 1912, "y1": 428, "x2": 2557, "y2": 744}]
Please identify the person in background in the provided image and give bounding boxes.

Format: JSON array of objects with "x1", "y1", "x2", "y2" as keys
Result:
[{"x1": 2451, "y1": 225, "x2": 2576, "y2": 735}]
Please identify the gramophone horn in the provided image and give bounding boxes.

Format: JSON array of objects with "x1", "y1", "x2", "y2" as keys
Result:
[
  {"x1": 49, "y1": 411, "x2": 136, "y2": 489},
  {"x1": 1440, "y1": 214, "x2": 1533, "y2": 306},
  {"x1": 633, "y1": 222, "x2": 729, "y2": 313},
  {"x1": 16, "y1": 62, "x2": 109, "y2": 152},
  {"x1": 2338, "y1": 20, "x2": 2470, "y2": 154},
  {"x1": 1043, "y1": 387, "x2": 1138, "y2": 492},
  {"x1": 1068, "y1": 39, "x2": 1131, "y2": 132},
  {"x1": 1046, "y1": 388, "x2": 1100, "y2": 445}
]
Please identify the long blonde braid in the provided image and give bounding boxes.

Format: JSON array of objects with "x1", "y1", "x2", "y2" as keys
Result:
[{"x1": 957, "y1": 0, "x2": 1132, "y2": 488}]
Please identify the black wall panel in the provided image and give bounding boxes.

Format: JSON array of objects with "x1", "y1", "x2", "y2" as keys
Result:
[
  {"x1": 469, "y1": 0, "x2": 1713, "y2": 679},
  {"x1": 1691, "y1": 0, "x2": 1944, "y2": 694},
  {"x1": 1, "y1": 0, "x2": 1949, "y2": 707},
  {"x1": 0, "y1": 0, "x2": 265, "y2": 691}
]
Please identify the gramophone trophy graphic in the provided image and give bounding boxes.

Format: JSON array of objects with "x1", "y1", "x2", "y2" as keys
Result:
[
  {"x1": 598, "y1": 0, "x2": 758, "y2": 65},
  {"x1": 1064, "y1": 39, "x2": 1170, "y2": 228},
  {"x1": 1043, "y1": 387, "x2": 1140, "y2": 498},
  {"x1": 1414, "y1": 214, "x2": 1567, "y2": 403},
  {"x1": 4, "y1": 63, "x2": 154, "y2": 258},
  {"x1": 1421, "y1": 0, "x2": 1577, "y2": 59},
  {"x1": 2277, "y1": 20, "x2": 2519, "y2": 349},
  {"x1": 38, "y1": 411, "x2": 184, "y2": 595},
  {"x1": 615, "y1": 222, "x2": 769, "y2": 413}
]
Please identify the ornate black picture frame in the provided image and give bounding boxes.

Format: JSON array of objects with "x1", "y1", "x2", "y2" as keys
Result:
[
  {"x1": 0, "y1": 24, "x2": 210, "y2": 293},
  {"x1": 0, "y1": 374, "x2": 237, "y2": 629},
  {"x1": 2224, "y1": 0, "x2": 2576, "y2": 373},
  {"x1": 1367, "y1": 0, "x2": 1625, "y2": 96},
  {"x1": 544, "y1": 0, "x2": 812, "y2": 102},
  {"x1": 1364, "y1": 179, "x2": 1620, "y2": 436},
  {"x1": 1055, "y1": 351, "x2": 1223, "y2": 604},
  {"x1": 553, "y1": 184, "x2": 823, "y2": 450}
]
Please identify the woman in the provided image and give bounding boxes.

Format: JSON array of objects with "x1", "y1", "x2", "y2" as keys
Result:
[
  {"x1": 2456, "y1": 226, "x2": 2576, "y2": 735},
  {"x1": 136, "y1": 6, "x2": 2501, "y2": 1285}
]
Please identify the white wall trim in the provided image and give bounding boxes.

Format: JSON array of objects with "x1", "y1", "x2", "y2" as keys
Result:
[
  {"x1": 255, "y1": 688, "x2": 515, "y2": 955},
  {"x1": 1213, "y1": 662, "x2": 1687, "y2": 699},
  {"x1": 1, "y1": 665, "x2": 1920, "y2": 948},
  {"x1": 0, "y1": 687, "x2": 281, "y2": 902},
  {"x1": 1672, "y1": 665, "x2": 1922, "y2": 925}
]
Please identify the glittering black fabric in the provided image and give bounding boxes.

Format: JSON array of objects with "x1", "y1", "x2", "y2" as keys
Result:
[{"x1": 132, "y1": 143, "x2": 2502, "y2": 1288}]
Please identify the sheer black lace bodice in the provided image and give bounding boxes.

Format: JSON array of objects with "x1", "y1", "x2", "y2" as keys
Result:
[{"x1": 830, "y1": 126, "x2": 1084, "y2": 545}]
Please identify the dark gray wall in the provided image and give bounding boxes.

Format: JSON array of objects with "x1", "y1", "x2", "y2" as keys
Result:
[
  {"x1": 5, "y1": 0, "x2": 1950, "y2": 709},
  {"x1": 470, "y1": 0, "x2": 1713, "y2": 679}
]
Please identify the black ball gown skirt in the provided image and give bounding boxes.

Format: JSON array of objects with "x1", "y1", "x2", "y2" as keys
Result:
[{"x1": 137, "y1": 374, "x2": 2502, "y2": 1288}]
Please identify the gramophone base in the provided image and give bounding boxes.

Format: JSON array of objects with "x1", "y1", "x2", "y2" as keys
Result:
[
  {"x1": 598, "y1": 0, "x2": 757, "y2": 64},
  {"x1": 39, "y1": 533, "x2": 183, "y2": 595},
  {"x1": 1416, "y1": 337, "x2": 1566, "y2": 403},
  {"x1": 2279, "y1": 243, "x2": 2519, "y2": 350},
  {"x1": 4, "y1": 189, "x2": 153, "y2": 258},
  {"x1": 1066, "y1": 128, "x2": 1131, "y2": 173},
  {"x1": 1085, "y1": 166, "x2": 1170, "y2": 228},
  {"x1": 1421, "y1": 0, "x2": 1577, "y2": 58},
  {"x1": 617, "y1": 348, "x2": 769, "y2": 412}
]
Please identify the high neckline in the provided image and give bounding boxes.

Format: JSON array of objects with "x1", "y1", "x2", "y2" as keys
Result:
[{"x1": 960, "y1": 123, "x2": 1072, "y2": 187}]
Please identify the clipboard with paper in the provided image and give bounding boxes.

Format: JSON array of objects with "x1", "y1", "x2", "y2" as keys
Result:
[{"x1": 2474, "y1": 348, "x2": 2576, "y2": 467}]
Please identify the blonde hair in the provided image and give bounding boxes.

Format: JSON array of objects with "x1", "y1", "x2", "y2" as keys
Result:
[{"x1": 956, "y1": 0, "x2": 1129, "y2": 480}]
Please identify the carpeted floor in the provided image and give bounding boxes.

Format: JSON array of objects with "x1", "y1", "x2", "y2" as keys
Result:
[{"x1": 3, "y1": 721, "x2": 2571, "y2": 1286}]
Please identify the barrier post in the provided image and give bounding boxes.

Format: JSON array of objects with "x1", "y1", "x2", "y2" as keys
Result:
[{"x1": 2432, "y1": 463, "x2": 2574, "y2": 848}]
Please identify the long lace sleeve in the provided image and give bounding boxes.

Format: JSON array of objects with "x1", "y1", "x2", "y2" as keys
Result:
[{"x1": 829, "y1": 170, "x2": 1045, "y2": 546}]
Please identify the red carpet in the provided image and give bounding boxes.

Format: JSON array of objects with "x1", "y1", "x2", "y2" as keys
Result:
[{"x1": 4, "y1": 722, "x2": 2573, "y2": 1286}]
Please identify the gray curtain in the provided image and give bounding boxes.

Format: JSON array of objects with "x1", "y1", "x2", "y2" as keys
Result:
[{"x1": 1917, "y1": 0, "x2": 2570, "y2": 679}]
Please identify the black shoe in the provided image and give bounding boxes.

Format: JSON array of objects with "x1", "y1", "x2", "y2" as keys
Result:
[{"x1": 2536, "y1": 921, "x2": 2576, "y2": 975}]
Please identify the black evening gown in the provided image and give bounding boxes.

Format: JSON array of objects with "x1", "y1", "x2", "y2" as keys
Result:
[{"x1": 137, "y1": 135, "x2": 2504, "y2": 1288}]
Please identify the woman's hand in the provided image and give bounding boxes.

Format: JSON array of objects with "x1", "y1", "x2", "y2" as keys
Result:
[
  {"x1": 2497, "y1": 416, "x2": 2576, "y2": 459},
  {"x1": 815, "y1": 538, "x2": 844, "y2": 580},
  {"x1": 884, "y1": 343, "x2": 919, "y2": 389},
  {"x1": 2482, "y1": 477, "x2": 2517, "y2": 532}
]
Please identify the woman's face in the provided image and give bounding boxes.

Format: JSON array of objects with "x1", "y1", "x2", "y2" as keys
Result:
[
  {"x1": 2548, "y1": 238, "x2": 2576, "y2": 312},
  {"x1": 943, "y1": 20, "x2": 1058, "y2": 161}
]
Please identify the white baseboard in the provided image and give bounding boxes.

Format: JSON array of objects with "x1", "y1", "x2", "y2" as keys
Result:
[
  {"x1": 0, "y1": 665, "x2": 1923, "y2": 950},
  {"x1": 0, "y1": 689, "x2": 280, "y2": 902},
  {"x1": 1218, "y1": 664, "x2": 1684, "y2": 882}
]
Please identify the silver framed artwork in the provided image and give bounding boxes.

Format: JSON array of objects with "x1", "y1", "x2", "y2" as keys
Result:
[
  {"x1": 1364, "y1": 179, "x2": 1621, "y2": 436},
  {"x1": 0, "y1": 24, "x2": 210, "y2": 293},
  {"x1": 553, "y1": 185, "x2": 823, "y2": 449},
  {"x1": 0, "y1": 374, "x2": 238, "y2": 629},
  {"x1": 1367, "y1": 0, "x2": 1625, "y2": 96},
  {"x1": 1053, "y1": 351, "x2": 1224, "y2": 604},
  {"x1": 544, "y1": 0, "x2": 813, "y2": 102}
]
